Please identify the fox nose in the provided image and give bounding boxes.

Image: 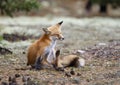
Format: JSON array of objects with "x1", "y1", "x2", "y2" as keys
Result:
[
  {"x1": 62, "y1": 37, "x2": 64, "y2": 40},
  {"x1": 60, "y1": 37, "x2": 64, "y2": 40}
]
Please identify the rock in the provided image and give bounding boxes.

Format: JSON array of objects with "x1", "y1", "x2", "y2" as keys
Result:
[
  {"x1": 8, "y1": 77, "x2": 17, "y2": 85},
  {"x1": 98, "y1": 43, "x2": 106, "y2": 46},
  {"x1": 65, "y1": 72, "x2": 71, "y2": 77},
  {"x1": 79, "y1": 58, "x2": 85, "y2": 67},
  {"x1": 8, "y1": 76, "x2": 12, "y2": 82},
  {"x1": 77, "y1": 73, "x2": 81, "y2": 76},
  {"x1": 70, "y1": 70, "x2": 75, "y2": 75},
  {"x1": 15, "y1": 74, "x2": 21, "y2": 78},
  {"x1": 86, "y1": 79, "x2": 90, "y2": 82},
  {"x1": 76, "y1": 50, "x2": 85, "y2": 54},
  {"x1": 11, "y1": 77, "x2": 16, "y2": 83},
  {"x1": 72, "y1": 78, "x2": 80, "y2": 84},
  {"x1": 27, "y1": 77, "x2": 31, "y2": 81},
  {"x1": 22, "y1": 76, "x2": 27, "y2": 82},
  {"x1": 23, "y1": 51, "x2": 26, "y2": 54}
]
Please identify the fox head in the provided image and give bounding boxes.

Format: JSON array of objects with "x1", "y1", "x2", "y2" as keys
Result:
[{"x1": 42, "y1": 21, "x2": 64, "y2": 40}]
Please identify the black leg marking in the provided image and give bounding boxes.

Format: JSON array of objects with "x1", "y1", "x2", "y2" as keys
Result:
[
  {"x1": 34, "y1": 56, "x2": 42, "y2": 70},
  {"x1": 55, "y1": 49, "x2": 60, "y2": 58}
]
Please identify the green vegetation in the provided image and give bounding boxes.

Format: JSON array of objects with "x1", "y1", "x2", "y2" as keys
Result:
[
  {"x1": 0, "y1": 35, "x2": 3, "y2": 41},
  {"x1": 0, "y1": 0, "x2": 40, "y2": 16}
]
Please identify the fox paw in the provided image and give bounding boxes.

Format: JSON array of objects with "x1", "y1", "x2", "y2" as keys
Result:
[{"x1": 56, "y1": 67, "x2": 64, "y2": 71}]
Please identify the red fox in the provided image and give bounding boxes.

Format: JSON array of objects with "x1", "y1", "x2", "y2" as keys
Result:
[
  {"x1": 27, "y1": 21, "x2": 64, "y2": 70},
  {"x1": 53, "y1": 50, "x2": 85, "y2": 71}
]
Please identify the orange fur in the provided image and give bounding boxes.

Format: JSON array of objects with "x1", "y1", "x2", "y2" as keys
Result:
[
  {"x1": 27, "y1": 34, "x2": 51, "y2": 66},
  {"x1": 27, "y1": 21, "x2": 64, "y2": 67}
]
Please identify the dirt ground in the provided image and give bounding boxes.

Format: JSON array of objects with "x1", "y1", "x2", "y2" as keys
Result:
[{"x1": 0, "y1": 16, "x2": 120, "y2": 85}]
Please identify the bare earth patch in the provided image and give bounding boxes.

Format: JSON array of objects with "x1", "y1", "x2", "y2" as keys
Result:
[{"x1": 0, "y1": 17, "x2": 120, "y2": 85}]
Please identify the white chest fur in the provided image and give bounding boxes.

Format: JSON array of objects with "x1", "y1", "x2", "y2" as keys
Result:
[{"x1": 44, "y1": 37, "x2": 57, "y2": 63}]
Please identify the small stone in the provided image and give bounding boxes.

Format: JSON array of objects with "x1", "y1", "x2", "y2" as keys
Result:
[
  {"x1": 77, "y1": 73, "x2": 81, "y2": 76},
  {"x1": 86, "y1": 79, "x2": 90, "y2": 82},
  {"x1": 72, "y1": 78, "x2": 80, "y2": 84},
  {"x1": 15, "y1": 74, "x2": 20, "y2": 78},
  {"x1": 27, "y1": 77, "x2": 31, "y2": 81},
  {"x1": 65, "y1": 72, "x2": 71, "y2": 77},
  {"x1": 8, "y1": 76, "x2": 16, "y2": 83},
  {"x1": 11, "y1": 77, "x2": 16, "y2": 83},
  {"x1": 70, "y1": 70, "x2": 75, "y2": 75},
  {"x1": 8, "y1": 76, "x2": 12, "y2": 82},
  {"x1": 22, "y1": 76, "x2": 27, "y2": 82},
  {"x1": 23, "y1": 51, "x2": 26, "y2": 54}
]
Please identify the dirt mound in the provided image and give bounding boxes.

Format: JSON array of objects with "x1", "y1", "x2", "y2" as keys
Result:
[{"x1": 3, "y1": 33, "x2": 39, "y2": 42}]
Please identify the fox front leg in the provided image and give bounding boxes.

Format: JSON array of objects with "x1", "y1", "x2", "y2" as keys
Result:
[{"x1": 34, "y1": 56, "x2": 43, "y2": 70}]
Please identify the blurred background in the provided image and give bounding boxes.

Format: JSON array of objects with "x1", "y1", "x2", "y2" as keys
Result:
[
  {"x1": 0, "y1": 0, "x2": 120, "y2": 17},
  {"x1": 0, "y1": 0, "x2": 120, "y2": 49}
]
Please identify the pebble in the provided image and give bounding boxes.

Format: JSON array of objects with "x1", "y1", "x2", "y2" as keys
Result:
[
  {"x1": 11, "y1": 77, "x2": 16, "y2": 83},
  {"x1": 65, "y1": 72, "x2": 71, "y2": 77},
  {"x1": 8, "y1": 76, "x2": 17, "y2": 83},
  {"x1": 8, "y1": 76, "x2": 12, "y2": 82},
  {"x1": 72, "y1": 78, "x2": 80, "y2": 84},
  {"x1": 15, "y1": 74, "x2": 21, "y2": 78},
  {"x1": 22, "y1": 76, "x2": 27, "y2": 82},
  {"x1": 77, "y1": 73, "x2": 81, "y2": 76},
  {"x1": 70, "y1": 70, "x2": 75, "y2": 75},
  {"x1": 23, "y1": 51, "x2": 26, "y2": 54}
]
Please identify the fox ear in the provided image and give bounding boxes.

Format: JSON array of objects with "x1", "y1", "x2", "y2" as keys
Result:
[
  {"x1": 56, "y1": 50, "x2": 60, "y2": 58},
  {"x1": 42, "y1": 28, "x2": 51, "y2": 35},
  {"x1": 58, "y1": 21, "x2": 63, "y2": 25}
]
